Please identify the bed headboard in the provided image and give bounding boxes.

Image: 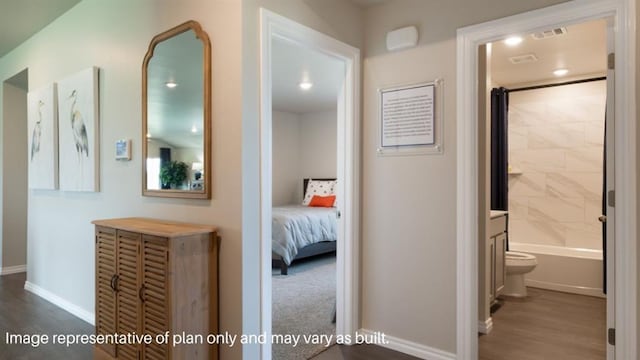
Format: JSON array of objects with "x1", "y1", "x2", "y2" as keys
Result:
[{"x1": 303, "y1": 178, "x2": 337, "y2": 197}]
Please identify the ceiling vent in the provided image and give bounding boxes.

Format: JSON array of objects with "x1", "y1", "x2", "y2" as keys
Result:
[
  {"x1": 531, "y1": 27, "x2": 568, "y2": 40},
  {"x1": 509, "y1": 53, "x2": 539, "y2": 64}
]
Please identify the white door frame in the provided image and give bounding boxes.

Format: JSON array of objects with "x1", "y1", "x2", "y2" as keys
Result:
[
  {"x1": 259, "y1": 9, "x2": 361, "y2": 360},
  {"x1": 456, "y1": 0, "x2": 636, "y2": 359}
]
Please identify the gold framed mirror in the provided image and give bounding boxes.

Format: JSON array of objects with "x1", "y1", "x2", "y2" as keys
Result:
[{"x1": 142, "y1": 20, "x2": 211, "y2": 199}]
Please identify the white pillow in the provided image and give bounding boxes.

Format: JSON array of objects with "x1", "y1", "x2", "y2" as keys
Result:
[{"x1": 302, "y1": 179, "x2": 336, "y2": 206}]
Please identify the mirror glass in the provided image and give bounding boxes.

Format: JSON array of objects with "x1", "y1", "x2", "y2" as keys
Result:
[{"x1": 143, "y1": 21, "x2": 211, "y2": 199}]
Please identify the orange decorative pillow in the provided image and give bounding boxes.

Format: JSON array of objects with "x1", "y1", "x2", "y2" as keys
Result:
[{"x1": 308, "y1": 195, "x2": 336, "y2": 207}]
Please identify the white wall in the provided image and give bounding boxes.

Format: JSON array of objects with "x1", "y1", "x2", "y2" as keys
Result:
[
  {"x1": 508, "y1": 81, "x2": 606, "y2": 251},
  {"x1": 299, "y1": 110, "x2": 337, "y2": 182},
  {"x1": 2, "y1": 82, "x2": 28, "y2": 270},
  {"x1": 272, "y1": 110, "x2": 301, "y2": 206},
  {"x1": 0, "y1": 1, "x2": 243, "y2": 359},
  {"x1": 272, "y1": 109, "x2": 338, "y2": 206},
  {"x1": 362, "y1": 0, "x2": 570, "y2": 353}
]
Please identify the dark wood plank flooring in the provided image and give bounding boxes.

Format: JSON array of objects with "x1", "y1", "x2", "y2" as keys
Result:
[
  {"x1": 479, "y1": 287, "x2": 606, "y2": 360},
  {"x1": 0, "y1": 272, "x2": 418, "y2": 360},
  {"x1": 0, "y1": 272, "x2": 94, "y2": 359}
]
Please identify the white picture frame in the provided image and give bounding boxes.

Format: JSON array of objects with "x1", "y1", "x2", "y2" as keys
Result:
[
  {"x1": 378, "y1": 79, "x2": 444, "y2": 156},
  {"x1": 115, "y1": 139, "x2": 131, "y2": 160}
]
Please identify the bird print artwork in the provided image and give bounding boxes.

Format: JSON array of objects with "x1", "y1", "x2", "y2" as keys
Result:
[
  {"x1": 57, "y1": 67, "x2": 99, "y2": 192},
  {"x1": 68, "y1": 89, "x2": 89, "y2": 159},
  {"x1": 30, "y1": 100, "x2": 44, "y2": 161}
]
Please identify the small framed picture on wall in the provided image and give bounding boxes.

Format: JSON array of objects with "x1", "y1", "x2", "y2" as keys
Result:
[{"x1": 115, "y1": 139, "x2": 131, "y2": 160}]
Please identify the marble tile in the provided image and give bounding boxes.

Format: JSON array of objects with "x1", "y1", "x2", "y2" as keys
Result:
[
  {"x1": 566, "y1": 147, "x2": 604, "y2": 172},
  {"x1": 510, "y1": 149, "x2": 565, "y2": 173},
  {"x1": 508, "y1": 172, "x2": 546, "y2": 197},
  {"x1": 508, "y1": 126, "x2": 528, "y2": 151},
  {"x1": 528, "y1": 197, "x2": 585, "y2": 223},
  {"x1": 506, "y1": 82, "x2": 606, "y2": 252},
  {"x1": 528, "y1": 122, "x2": 585, "y2": 149},
  {"x1": 509, "y1": 219, "x2": 566, "y2": 247},
  {"x1": 507, "y1": 196, "x2": 528, "y2": 220},
  {"x1": 509, "y1": 102, "x2": 547, "y2": 127},
  {"x1": 564, "y1": 222, "x2": 603, "y2": 250},
  {"x1": 585, "y1": 121, "x2": 605, "y2": 146},
  {"x1": 585, "y1": 197, "x2": 603, "y2": 226},
  {"x1": 546, "y1": 172, "x2": 602, "y2": 201}
]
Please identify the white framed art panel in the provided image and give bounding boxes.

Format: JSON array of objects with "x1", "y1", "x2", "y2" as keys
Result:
[
  {"x1": 57, "y1": 67, "x2": 100, "y2": 192},
  {"x1": 27, "y1": 83, "x2": 58, "y2": 190}
]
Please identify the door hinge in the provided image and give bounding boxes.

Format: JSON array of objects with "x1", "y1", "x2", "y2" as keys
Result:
[
  {"x1": 608, "y1": 53, "x2": 615, "y2": 70},
  {"x1": 608, "y1": 190, "x2": 615, "y2": 207},
  {"x1": 608, "y1": 328, "x2": 615, "y2": 345}
]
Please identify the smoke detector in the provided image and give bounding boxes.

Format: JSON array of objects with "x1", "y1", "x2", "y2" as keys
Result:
[
  {"x1": 508, "y1": 53, "x2": 539, "y2": 65},
  {"x1": 531, "y1": 27, "x2": 568, "y2": 40}
]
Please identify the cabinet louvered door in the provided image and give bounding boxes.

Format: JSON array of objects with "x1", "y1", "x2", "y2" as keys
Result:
[
  {"x1": 95, "y1": 226, "x2": 117, "y2": 357},
  {"x1": 141, "y1": 235, "x2": 170, "y2": 360},
  {"x1": 116, "y1": 231, "x2": 142, "y2": 360}
]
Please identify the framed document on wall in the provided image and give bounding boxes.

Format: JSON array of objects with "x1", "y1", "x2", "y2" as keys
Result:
[{"x1": 378, "y1": 79, "x2": 443, "y2": 155}]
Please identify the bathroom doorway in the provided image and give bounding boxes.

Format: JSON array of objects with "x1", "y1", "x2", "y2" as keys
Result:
[
  {"x1": 455, "y1": 0, "x2": 637, "y2": 357},
  {"x1": 477, "y1": 18, "x2": 610, "y2": 360}
]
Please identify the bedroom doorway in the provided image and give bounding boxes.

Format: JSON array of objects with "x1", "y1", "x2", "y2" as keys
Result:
[{"x1": 259, "y1": 9, "x2": 360, "y2": 360}]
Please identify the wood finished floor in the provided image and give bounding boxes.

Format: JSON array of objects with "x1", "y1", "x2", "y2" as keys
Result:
[
  {"x1": 0, "y1": 272, "x2": 94, "y2": 359},
  {"x1": 0, "y1": 272, "x2": 417, "y2": 360},
  {"x1": 479, "y1": 287, "x2": 606, "y2": 360}
]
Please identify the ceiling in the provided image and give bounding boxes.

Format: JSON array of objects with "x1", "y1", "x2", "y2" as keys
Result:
[
  {"x1": 272, "y1": 37, "x2": 345, "y2": 114},
  {"x1": 491, "y1": 19, "x2": 607, "y2": 87},
  {"x1": 0, "y1": 0, "x2": 81, "y2": 59}
]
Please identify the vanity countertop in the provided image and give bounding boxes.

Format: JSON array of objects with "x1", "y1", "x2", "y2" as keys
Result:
[{"x1": 490, "y1": 210, "x2": 508, "y2": 219}]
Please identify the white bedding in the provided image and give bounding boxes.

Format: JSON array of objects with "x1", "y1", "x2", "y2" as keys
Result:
[{"x1": 272, "y1": 205, "x2": 337, "y2": 265}]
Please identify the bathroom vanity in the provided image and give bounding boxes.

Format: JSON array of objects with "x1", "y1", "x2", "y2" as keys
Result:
[{"x1": 489, "y1": 211, "x2": 507, "y2": 305}]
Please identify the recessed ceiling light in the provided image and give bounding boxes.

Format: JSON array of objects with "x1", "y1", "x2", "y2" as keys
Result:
[
  {"x1": 191, "y1": 125, "x2": 198, "y2": 133},
  {"x1": 553, "y1": 68, "x2": 569, "y2": 76},
  {"x1": 165, "y1": 81, "x2": 178, "y2": 88},
  {"x1": 504, "y1": 36, "x2": 523, "y2": 46},
  {"x1": 299, "y1": 81, "x2": 313, "y2": 90}
]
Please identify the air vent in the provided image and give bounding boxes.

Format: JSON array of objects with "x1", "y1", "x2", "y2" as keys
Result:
[
  {"x1": 531, "y1": 27, "x2": 568, "y2": 40},
  {"x1": 509, "y1": 53, "x2": 538, "y2": 65}
]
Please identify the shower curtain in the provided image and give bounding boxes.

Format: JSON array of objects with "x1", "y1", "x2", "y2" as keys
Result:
[
  {"x1": 491, "y1": 87, "x2": 509, "y2": 250},
  {"x1": 491, "y1": 87, "x2": 509, "y2": 211}
]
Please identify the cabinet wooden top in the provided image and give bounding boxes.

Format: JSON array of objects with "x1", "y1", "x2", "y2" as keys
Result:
[{"x1": 92, "y1": 217, "x2": 217, "y2": 238}]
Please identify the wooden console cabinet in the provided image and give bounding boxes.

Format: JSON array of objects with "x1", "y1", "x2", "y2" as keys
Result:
[{"x1": 92, "y1": 218, "x2": 218, "y2": 360}]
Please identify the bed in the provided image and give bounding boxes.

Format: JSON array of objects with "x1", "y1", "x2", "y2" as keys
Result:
[{"x1": 272, "y1": 178, "x2": 338, "y2": 275}]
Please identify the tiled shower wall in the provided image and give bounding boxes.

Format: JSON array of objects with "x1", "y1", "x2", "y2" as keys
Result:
[{"x1": 507, "y1": 80, "x2": 606, "y2": 251}]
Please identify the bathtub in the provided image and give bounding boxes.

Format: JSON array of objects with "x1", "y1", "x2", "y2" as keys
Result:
[{"x1": 509, "y1": 242, "x2": 605, "y2": 298}]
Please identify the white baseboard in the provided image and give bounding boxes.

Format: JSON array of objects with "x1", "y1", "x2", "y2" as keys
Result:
[
  {"x1": 525, "y1": 279, "x2": 605, "y2": 298},
  {"x1": 1, "y1": 264, "x2": 26, "y2": 275},
  {"x1": 477, "y1": 317, "x2": 493, "y2": 334},
  {"x1": 24, "y1": 281, "x2": 95, "y2": 325},
  {"x1": 357, "y1": 329, "x2": 455, "y2": 360}
]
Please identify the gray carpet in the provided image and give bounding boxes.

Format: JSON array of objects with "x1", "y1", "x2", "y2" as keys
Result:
[{"x1": 272, "y1": 254, "x2": 336, "y2": 360}]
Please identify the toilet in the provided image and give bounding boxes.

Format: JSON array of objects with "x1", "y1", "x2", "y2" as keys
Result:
[{"x1": 504, "y1": 251, "x2": 538, "y2": 297}]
